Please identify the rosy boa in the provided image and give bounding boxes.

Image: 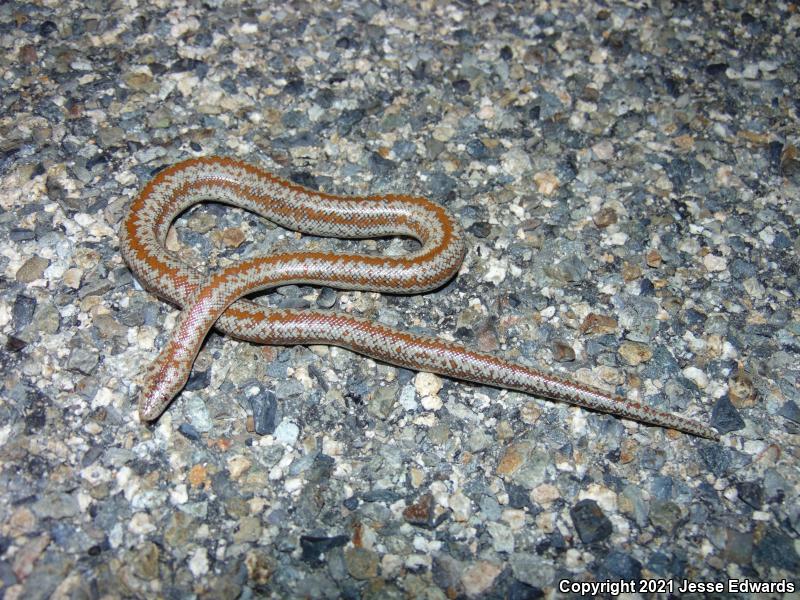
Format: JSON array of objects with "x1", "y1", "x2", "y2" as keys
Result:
[{"x1": 119, "y1": 156, "x2": 718, "y2": 440}]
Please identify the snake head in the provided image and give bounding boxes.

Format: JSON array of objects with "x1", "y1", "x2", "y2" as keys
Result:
[{"x1": 138, "y1": 359, "x2": 190, "y2": 421}]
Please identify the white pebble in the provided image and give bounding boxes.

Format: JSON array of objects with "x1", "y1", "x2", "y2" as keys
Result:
[
  {"x1": 703, "y1": 253, "x2": 727, "y2": 272},
  {"x1": 226, "y1": 455, "x2": 252, "y2": 479},
  {"x1": 501, "y1": 147, "x2": 531, "y2": 178},
  {"x1": 414, "y1": 372, "x2": 442, "y2": 396},
  {"x1": 274, "y1": 420, "x2": 300, "y2": 445},
  {"x1": 188, "y1": 548, "x2": 209, "y2": 577},
  {"x1": 170, "y1": 484, "x2": 188, "y2": 505},
  {"x1": 482, "y1": 257, "x2": 507, "y2": 285},
  {"x1": 284, "y1": 477, "x2": 303, "y2": 493},
  {"x1": 592, "y1": 140, "x2": 614, "y2": 160},
  {"x1": 421, "y1": 394, "x2": 443, "y2": 411},
  {"x1": 682, "y1": 366, "x2": 709, "y2": 389},
  {"x1": 127, "y1": 512, "x2": 156, "y2": 535},
  {"x1": 608, "y1": 231, "x2": 629, "y2": 246},
  {"x1": 532, "y1": 483, "x2": 560, "y2": 505},
  {"x1": 449, "y1": 492, "x2": 472, "y2": 521},
  {"x1": 381, "y1": 554, "x2": 403, "y2": 578}
]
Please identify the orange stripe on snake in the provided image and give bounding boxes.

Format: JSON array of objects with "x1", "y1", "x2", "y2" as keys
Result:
[{"x1": 119, "y1": 156, "x2": 718, "y2": 440}]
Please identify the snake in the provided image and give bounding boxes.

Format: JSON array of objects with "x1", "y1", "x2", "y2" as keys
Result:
[{"x1": 119, "y1": 156, "x2": 718, "y2": 440}]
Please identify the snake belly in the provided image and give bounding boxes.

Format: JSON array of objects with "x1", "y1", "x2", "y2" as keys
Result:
[{"x1": 119, "y1": 156, "x2": 718, "y2": 440}]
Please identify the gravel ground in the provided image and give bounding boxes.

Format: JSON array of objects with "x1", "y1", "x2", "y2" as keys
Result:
[{"x1": 1, "y1": 1, "x2": 799, "y2": 598}]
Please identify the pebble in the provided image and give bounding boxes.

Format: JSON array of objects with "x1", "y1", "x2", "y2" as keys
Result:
[
  {"x1": 246, "y1": 385, "x2": 278, "y2": 435},
  {"x1": 465, "y1": 428, "x2": 491, "y2": 453},
  {"x1": 12, "y1": 295, "x2": 36, "y2": 330},
  {"x1": 128, "y1": 513, "x2": 156, "y2": 535},
  {"x1": 551, "y1": 340, "x2": 575, "y2": 362},
  {"x1": 501, "y1": 147, "x2": 532, "y2": 178},
  {"x1": 703, "y1": 253, "x2": 727, "y2": 272},
  {"x1": 721, "y1": 529, "x2": 753, "y2": 565},
  {"x1": 244, "y1": 551, "x2": 274, "y2": 586},
  {"x1": 274, "y1": 420, "x2": 300, "y2": 446},
  {"x1": 753, "y1": 528, "x2": 800, "y2": 572},
  {"x1": 728, "y1": 369, "x2": 756, "y2": 407},
  {"x1": 777, "y1": 401, "x2": 800, "y2": 425},
  {"x1": 592, "y1": 208, "x2": 618, "y2": 228},
  {"x1": 316, "y1": 287, "x2": 338, "y2": 309},
  {"x1": 780, "y1": 144, "x2": 800, "y2": 178},
  {"x1": 482, "y1": 257, "x2": 508, "y2": 284},
  {"x1": 619, "y1": 485, "x2": 648, "y2": 528},
  {"x1": 177, "y1": 423, "x2": 201, "y2": 441},
  {"x1": 130, "y1": 542, "x2": 160, "y2": 580},
  {"x1": 234, "y1": 516, "x2": 261, "y2": 543},
  {"x1": 344, "y1": 548, "x2": 378, "y2": 580},
  {"x1": 682, "y1": 366, "x2": 709, "y2": 389},
  {"x1": 710, "y1": 395, "x2": 745, "y2": 433},
  {"x1": 487, "y1": 522, "x2": 514, "y2": 553},
  {"x1": 466, "y1": 139, "x2": 488, "y2": 159},
  {"x1": 496, "y1": 442, "x2": 529, "y2": 476},
  {"x1": 460, "y1": 561, "x2": 502, "y2": 599},
  {"x1": 420, "y1": 394, "x2": 443, "y2": 411},
  {"x1": 698, "y1": 445, "x2": 732, "y2": 477},
  {"x1": 403, "y1": 493, "x2": 449, "y2": 530},
  {"x1": 531, "y1": 484, "x2": 560, "y2": 506},
  {"x1": 15, "y1": 256, "x2": 49, "y2": 283},
  {"x1": 570, "y1": 499, "x2": 612, "y2": 544},
  {"x1": 188, "y1": 547, "x2": 209, "y2": 577},
  {"x1": 226, "y1": 455, "x2": 252, "y2": 479},
  {"x1": 618, "y1": 341, "x2": 653, "y2": 366},
  {"x1": 32, "y1": 493, "x2": 79, "y2": 520},
  {"x1": 62, "y1": 268, "x2": 83, "y2": 289},
  {"x1": 97, "y1": 126, "x2": 125, "y2": 148},
  {"x1": 183, "y1": 395, "x2": 212, "y2": 432},
  {"x1": 645, "y1": 249, "x2": 662, "y2": 267},
  {"x1": 66, "y1": 347, "x2": 98, "y2": 375},
  {"x1": 300, "y1": 535, "x2": 349, "y2": 566},
  {"x1": 581, "y1": 313, "x2": 618, "y2": 335},
  {"x1": 648, "y1": 500, "x2": 682, "y2": 534},
  {"x1": 414, "y1": 372, "x2": 442, "y2": 397},
  {"x1": 12, "y1": 534, "x2": 50, "y2": 581},
  {"x1": 449, "y1": 492, "x2": 472, "y2": 522},
  {"x1": 597, "y1": 550, "x2": 642, "y2": 581},
  {"x1": 220, "y1": 227, "x2": 246, "y2": 248},
  {"x1": 510, "y1": 554, "x2": 554, "y2": 589},
  {"x1": 367, "y1": 384, "x2": 397, "y2": 419},
  {"x1": 591, "y1": 140, "x2": 615, "y2": 161},
  {"x1": 532, "y1": 171, "x2": 559, "y2": 195},
  {"x1": 736, "y1": 481, "x2": 764, "y2": 509}
]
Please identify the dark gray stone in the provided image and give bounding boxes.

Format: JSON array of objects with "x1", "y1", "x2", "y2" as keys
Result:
[
  {"x1": 736, "y1": 481, "x2": 763, "y2": 509},
  {"x1": 777, "y1": 400, "x2": 800, "y2": 424},
  {"x1": 300, "y1": 535, "x2": 349, "y2": 567},
  {"x1": 570, "y1": 499, "x2": 612, "y2": 544},
  {"x1": 753, "y1": 528, "x2": 800, "y2": 572},
  {"x1": 246, "y1": 385, "x2": 278, "y2": 435},
  {"x1": 710, "y1": 395, "x2": 745, "y2": 433},
  {"x1": 13, "y1": 295, "x2": 36, "y2": 330}
]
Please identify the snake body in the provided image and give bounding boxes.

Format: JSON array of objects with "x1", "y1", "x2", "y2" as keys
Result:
[{"x1": 119, "y1": 156, "x2": 718, "y2": 440}]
